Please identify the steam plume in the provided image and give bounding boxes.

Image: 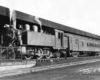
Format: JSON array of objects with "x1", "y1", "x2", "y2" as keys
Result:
[
  {"x1": 35, "y1": 16, "x2": 42, "y2": 32},
  {"x1": 8, "y1": 0, "x2": 15, "y2": 24}
]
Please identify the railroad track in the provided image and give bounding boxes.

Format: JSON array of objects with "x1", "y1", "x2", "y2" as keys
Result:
[{"x1": 0, "y1": 56, "x2": 100, "y2": 66}]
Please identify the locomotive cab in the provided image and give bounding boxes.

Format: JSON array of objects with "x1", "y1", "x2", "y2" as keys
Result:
[{"x1": 55, "y1": 29, "x2": 64, "y2": 49}]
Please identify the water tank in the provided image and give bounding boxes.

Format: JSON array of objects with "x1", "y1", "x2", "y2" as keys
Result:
[{"x1": 25, "y1": 24, "x2": 30, "y2": 31}]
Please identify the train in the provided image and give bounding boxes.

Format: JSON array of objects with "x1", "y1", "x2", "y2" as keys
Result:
[{"x1": 0, "y1": 6, "x2": 100, "y2": 60}]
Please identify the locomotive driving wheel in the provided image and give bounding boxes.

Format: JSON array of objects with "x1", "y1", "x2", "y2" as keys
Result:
[
  {"x1": 24, "y1": 55, "x2": 32, "y2": 60},
  {"x1": 46, "y1": 50, "x2": 53, "y2": 59},
  {"x1": 6, "y1": 49, "x2": 16, "y2": 60},
  {"x1": 55, "y1": 51, "x2": 60, "y2": 59}
]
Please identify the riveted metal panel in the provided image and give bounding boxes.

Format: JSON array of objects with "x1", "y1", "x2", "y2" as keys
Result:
[{"x1": 27, "y1": 32, "x2": 55, "y2": 46}]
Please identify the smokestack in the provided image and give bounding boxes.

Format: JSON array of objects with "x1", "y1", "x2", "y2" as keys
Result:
[
  {"x1": 12, "y1": 10, "x2": 16, "y2": 29},
  {"x1": 35, "y1": 16, "x2": 43, "y2": 32},
  {"x1": 9, "y1": 10, "x2": 16, "y2": 29}
]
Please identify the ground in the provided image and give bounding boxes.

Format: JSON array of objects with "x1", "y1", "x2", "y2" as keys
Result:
[{"x1": 1, "y1": 61, "x2": 100, "y2": 80}]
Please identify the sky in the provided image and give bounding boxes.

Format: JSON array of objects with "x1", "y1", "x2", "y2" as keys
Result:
[{"x1": 0, "y1": 0, "x2": 100, "y2": 35}]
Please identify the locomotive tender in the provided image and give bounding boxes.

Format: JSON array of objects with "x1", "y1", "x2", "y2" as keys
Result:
[{"x1": 0, "y1": 6, "x2": 100, "y2": 59}]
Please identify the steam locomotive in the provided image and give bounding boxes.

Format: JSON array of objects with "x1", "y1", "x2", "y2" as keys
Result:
[{"x1": 0, "y1": 6, "x2": 100, "y2": 60}]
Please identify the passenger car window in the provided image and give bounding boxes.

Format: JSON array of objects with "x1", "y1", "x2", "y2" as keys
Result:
[
  {"x1": 82, "y1": 42, "x2": 84, "y2": 46},
  {"x1": 75, "y1": 39, "x2": 78, "y2": 44}
]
